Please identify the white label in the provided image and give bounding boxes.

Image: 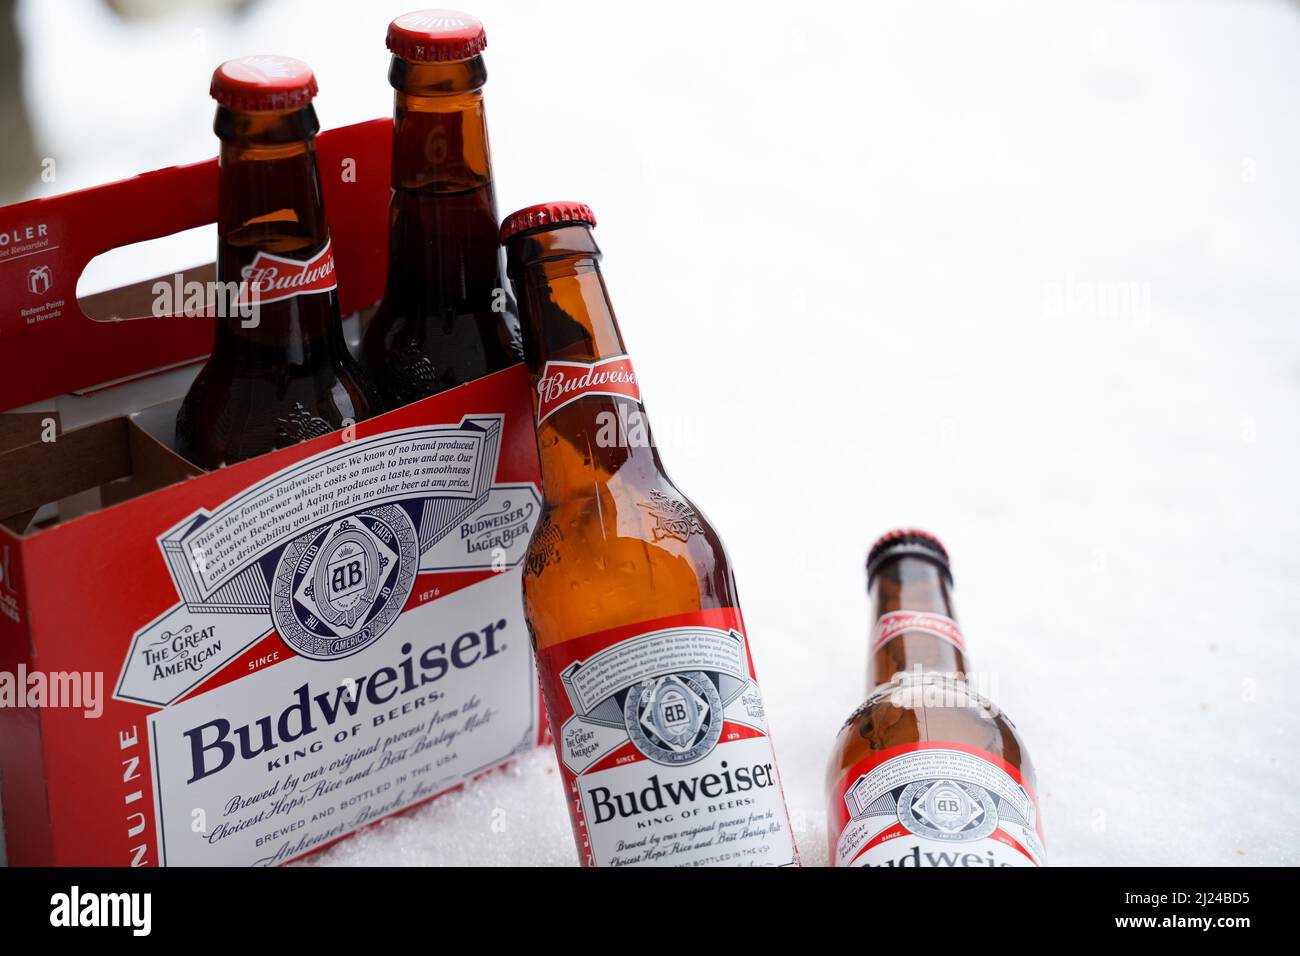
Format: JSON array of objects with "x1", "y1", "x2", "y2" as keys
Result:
[
  {"x1": 543, "y1": 614, "x2": 798, "y2": 867},
  {"x1": 148, "y1": 570, "x2": 537, "y2": 866},
  {"x1": 114, "y1": 411, "x2": 542, "y2": 865},
  {"x1": 835, "y1": 746, "x2": 1046, "y2": 868},
  {"x1": 575, "y1": 734, "x2": 793, "y2": 867}
]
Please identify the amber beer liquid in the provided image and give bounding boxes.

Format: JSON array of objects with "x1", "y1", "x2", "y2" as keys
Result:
[
  {"x1": 175, "y1": 56, "x2": 376, "y2": 468},
  {"x1": 826, "y1": 530, "x2": 1047, "y2": 867},
  {"x1": 502, "y1": 203, "x2": 798, "y2": 868},
  {"x1": 360, "y1": 10, "x2": 520, "y2": 409}
]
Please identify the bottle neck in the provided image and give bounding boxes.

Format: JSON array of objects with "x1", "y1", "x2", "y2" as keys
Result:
[
  {"x1": 389, "y1": 56, "x2": 492, "y2": 192},
  {"x1": 386, "y1": 55, "x2": 502, "y2": 310},
  {"x1": 867, "y1": 554, "x2": 968, "y2": 690},
  {"x1": 508, "y1": 225, "x2": 661, "y2": 502},
  {"x1": 214, "y1": 105, "x2": 338, "y2": 348}
]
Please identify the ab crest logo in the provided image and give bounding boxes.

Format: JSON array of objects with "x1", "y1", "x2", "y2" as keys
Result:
[
  {"x1": 897, "y1": 778, "x2": 999, "y2": 842},
  {"x1": 116, "y1": 417, "x2": 533, "y2": 710},
  {"x1": 624, "y1": 671, "x2": 724, "y2": 766},
  {"x1": 271, "y1": 503, "x2": 419, "y2": 661}
]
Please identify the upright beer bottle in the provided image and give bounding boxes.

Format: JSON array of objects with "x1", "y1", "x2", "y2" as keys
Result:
[
  {"x1": 502, "y1": 203, "x2": 798, "y2": 868},
  {"x1": 360, "y1": 10, "x2": 520, "y2": 409},
  {"x1": 176, "y1": 56, "x2": 377, "y2": 469},
  {"x1": 826, "y1": 530, "x2": 1047, "y2": 867}
]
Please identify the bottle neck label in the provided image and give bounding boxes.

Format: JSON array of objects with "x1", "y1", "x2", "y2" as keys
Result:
[
  {"x1": 536, "y1": 607, "x2": 798, "y2": 867},
  {"x1": 236, "y1": 237, "x2": 337, "y2": 307},
  {"x1": 536, "y1": 355, "x2": 640, "y2": 424},
  {"x1": 830, "y1": 742, "x2": 1046, "y2": 867},
  {"x1": 871, "y1": 610, "x2": 965, "y2": 653}
]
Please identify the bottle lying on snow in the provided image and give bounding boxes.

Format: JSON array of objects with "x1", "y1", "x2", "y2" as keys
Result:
[{"x1": 826, "y1": 530, "x2": 1047, "y2": 868}]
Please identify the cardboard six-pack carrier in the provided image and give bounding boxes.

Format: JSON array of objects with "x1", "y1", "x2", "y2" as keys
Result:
[{"x1": 0, "y1": 119, "x2": 547, "y2": 866}]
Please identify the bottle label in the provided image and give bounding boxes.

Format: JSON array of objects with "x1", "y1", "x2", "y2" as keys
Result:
[
  {"x1": 830, "y1": 742, "x2": 1046, "y2": 867},
  {"x1": 115, "y1": 405, "x2": 544, "y2": 866},
  {"x1": 238, "y1": 238, "x2": 338, "y2": 306},
  {"x1": 537, "y1": 608, "x2": 798, "y2": 867},
  {"x1": 870, "y1": 610, "x2": 965, "y2": 652},
  {"x1": 535, "y1": 356, "x2": 640, "y2": 424}
]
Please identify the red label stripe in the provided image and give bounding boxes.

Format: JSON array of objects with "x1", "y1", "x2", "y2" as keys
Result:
[
  {"x1": 238, "y1": 239, "x2": 337, "y2": 306},
  {"x1": 989, "y1": 828, "x2": 1038, "y2": 863},
  {"x1": 535, "y1": 356, "x2": 640, "y2": 424},
  {"x1": 870, "y1": 610, "x2": 966, "y2": 652}
]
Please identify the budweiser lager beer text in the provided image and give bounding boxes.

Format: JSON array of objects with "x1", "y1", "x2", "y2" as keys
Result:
[
  {"x1": 175, "y1": 56, "x2": 377, "y2": 468},
  {"x1": 502, "y1": 202, "x2": 798, "y2": 868},
  {"x1": 360, "y1": 10, "x2": 521, "y2": 409},
  {"x1": 826, "y1": 530, "x2": 1047, "y2": 867}
]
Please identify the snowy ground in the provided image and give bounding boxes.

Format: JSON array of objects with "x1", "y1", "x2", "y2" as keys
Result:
[{"x1": 14, "y1": 0, "x2": 1300, "y2": 865}]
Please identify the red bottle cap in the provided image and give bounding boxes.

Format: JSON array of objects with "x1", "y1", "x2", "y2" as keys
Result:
[
  {"x1": 499, "y1": 202, "x2": 597, "y2": 244},
  {"x1": 387, "y1": 10, "x2": 487, "y2": 62},
  {"x1": 210, "y1": 55, "x2": 318, "y2": 112}
]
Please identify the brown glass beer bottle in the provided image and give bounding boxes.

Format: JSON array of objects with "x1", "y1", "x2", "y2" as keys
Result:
[
  {"x1": 175, "y1": 56, "x2": 377, "y2": 469},
  {"x1": 360, "y1": 11, "x2": 521, "y2": 409},
  {"x1": 502, "y1": 203, "x2": 798, "y2": 868},
  {"x1": 826, "y1": 530, "x2": 1047, "y2": 867}
]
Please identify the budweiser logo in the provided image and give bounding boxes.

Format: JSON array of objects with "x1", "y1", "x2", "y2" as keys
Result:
[
  {"x1": 536, "y1": 356, "x2": 641, "y2": 424},
  {"x1": 238, "y1": 240, "x2": 337, "y2": 306},
  {"x1": 870, "y1": 611, "x2": 966, "y2": 652}
]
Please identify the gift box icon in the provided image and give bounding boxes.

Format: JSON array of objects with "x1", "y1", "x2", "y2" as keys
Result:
[{"x1": 27, "y1": 265, "x2": 52, "y2": 295}]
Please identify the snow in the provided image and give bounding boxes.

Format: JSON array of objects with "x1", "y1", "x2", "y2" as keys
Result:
[{"x1": 14, "y1": 0, "x2": 1300, "y2": 865}]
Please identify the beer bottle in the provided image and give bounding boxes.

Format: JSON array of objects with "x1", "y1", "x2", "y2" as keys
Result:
[
  {"x1": 360, "y1": 10, "x2": 521, "y2": 409},
  {"x1": 826, "y1": 530, "x2": 1047, "y2": 867},
  {"x1": 176, "y1": 56, "x2": 377, "y2": 469},
  {"x1": 502, "y1": 202, "x2": 798, "y2": 868}
]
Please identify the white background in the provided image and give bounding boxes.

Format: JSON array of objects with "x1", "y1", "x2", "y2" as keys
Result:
[{"x1": 12, "y1": 0, "x2": 1300, "y2": 865}]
